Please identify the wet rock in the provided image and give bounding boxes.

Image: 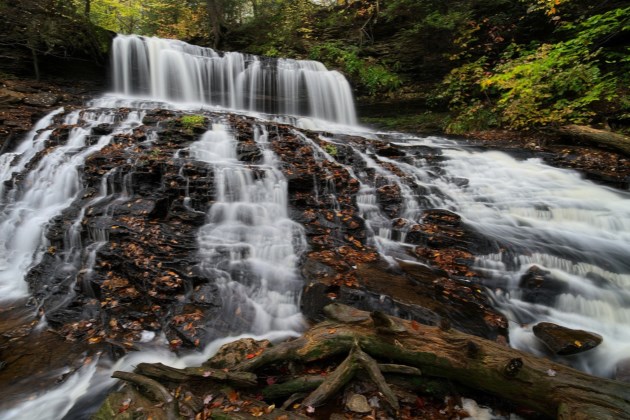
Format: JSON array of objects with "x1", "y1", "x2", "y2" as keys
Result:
[
  {"x1": 236, "y1": 141, "x2": 262, "y2": 162},
  {"x1": 533, "y1": 322, "x2": 602, "y2": 355},
  {"x1": 191, "y1": 284, "x2": 221, "y2": 307},
  {"x1": 519, "y1": 266, "x2": 568, "y2": 306},
  {"x1": 346, "y1": 393, "x2": 371, "y2": 413},
  {"x1": 422, "y1": 209, "x2": 461, "y2": 226},
  {"x1": 375, "y1": 143, "x2": 405, "y2": 158},
  {"x1": 301, "y1": 261, "x2": 507, "y2": 341},
  {"x1": 92, "y1": 123, "x2": 114, "y2": 135},
  {"x1": 0, "y1": 88, "x2": 25, "y2": 105},
  {"x1": 23, "y1": 92, "x2": 59, "y2": 107},
  {"x1": 376, "y1": 184, "x2": 402, "y2": 218},
  {"x1": 204, "y1": 338, "x2": 271, "y2": 369}
]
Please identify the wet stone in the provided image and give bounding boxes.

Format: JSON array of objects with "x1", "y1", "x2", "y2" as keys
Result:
[
  {"x1": 346, "y1": 393, "x2": 372, "y2": 414},
  {"x1": 519, "y1": 265, "x2": 568, "y2": 306},
  {"x1": 533, "y1": 322, "x2": 603, "y2": 355},
  {"x1": 23, "y1": 92, "x2": 59, "y2": 107},
  {"x1": 191, "y1": 284, "x2": 221, "y2": 307},
  {"x1": 92, "y1": 123, "x2": 114, "y2": 135}
]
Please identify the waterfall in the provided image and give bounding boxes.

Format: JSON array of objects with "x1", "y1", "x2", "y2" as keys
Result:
[
  {"x1": 189, "y1": 123, "x2": 306, "y2": 335},
  {"x1": 111, "y1": 35, "x2": 357, "y2": 125},
  {"x1": 1, "y1": 35, "x2": 630, "y2": 419}
]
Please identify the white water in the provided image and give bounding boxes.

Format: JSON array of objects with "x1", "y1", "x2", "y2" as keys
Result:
[
  {"x1": 2, "y1": 35, "x2": 630, "y2": 419},
  {"x1": 190, "y1": 122, "x2": 306, "y2": 335},
  {"x1": 112, "y1": 35, "x2": 357, "y2": 125},
  {"x1": 0, "y1": 330, "x2": 299, "y2": 420},
  {"x1": 384, "y1": 141, "x2": 630, "y2": 377},
  {"x1": 0, "y1": 109, "x2": 121, "y2": 301}
]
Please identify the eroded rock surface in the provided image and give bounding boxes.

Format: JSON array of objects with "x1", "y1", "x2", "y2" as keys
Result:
[
  {"x1": 533, "y1": 322, "x2": 603, "y2": 355},
  {"x1": 1, "y1": 104, "x2": 513, "y2": 410}
]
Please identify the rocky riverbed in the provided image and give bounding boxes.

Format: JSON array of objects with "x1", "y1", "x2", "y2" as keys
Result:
[{"x1": 1, "y1": 79, "x2": 629, "y2": 418}]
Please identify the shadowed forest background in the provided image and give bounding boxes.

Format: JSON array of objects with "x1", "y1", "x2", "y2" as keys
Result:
[{"x1": 1, "y1": 0, "x2": 629, "y2": 134}]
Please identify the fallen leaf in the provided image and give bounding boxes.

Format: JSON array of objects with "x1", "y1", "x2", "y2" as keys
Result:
[{"x1": 228, "y1": 390, "x2": 239, "y2": 403}]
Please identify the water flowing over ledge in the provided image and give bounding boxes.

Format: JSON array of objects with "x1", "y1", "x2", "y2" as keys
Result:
[
  {"x1": 112, "y1": 35, "x2": 357, "y2": 125},
  {"x1": 1, "y1": 36, "x2": 630, "y2": 420}
]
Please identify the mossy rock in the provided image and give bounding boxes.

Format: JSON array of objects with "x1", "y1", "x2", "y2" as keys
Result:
[{"x1": 92, "y1": 386, "x2": 167, "y2": 420}]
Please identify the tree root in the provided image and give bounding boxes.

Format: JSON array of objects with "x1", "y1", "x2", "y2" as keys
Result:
[
  {"x1": 102, "y1": 304, "x2": 630, "y2": 419},
  {"x1": 234, "y1": 304, "x2": 630, "y2": 419},
  {"x1": 112, "y1": 371, "x2": 179, "y2": 420}
]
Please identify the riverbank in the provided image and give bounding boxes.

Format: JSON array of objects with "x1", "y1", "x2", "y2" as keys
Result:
[
  {"x1": 0, "y1": 77, "x2": 105, "y2": 154},
  {"x1": 358, "y1": 106, "x2": 630, "y2": 191}
]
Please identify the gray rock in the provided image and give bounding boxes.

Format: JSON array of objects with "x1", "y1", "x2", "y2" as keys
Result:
[
  {"x1": 533, "y1": 322, "x2": 602, "y2": 355},
  {"x1": 346, "y1": 393, "x2": 372, "y2": 414},
  {"x1": 24, "y1": 92, "x2": 59, "y2": 107},
  {"x1": 0, "y1": 88, "x2": 25, "y2": 105}
]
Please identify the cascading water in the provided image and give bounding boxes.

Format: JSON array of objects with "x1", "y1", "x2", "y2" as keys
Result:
[
  {"x1": 189, "y1": 123, "x2": 306, "y2": 336},
  {"x1": 112, "y1": 35, "x2": 357, "y2": 125},
  {"x1": 1, "y1": 34, "x2": 630, "y2": 419}
]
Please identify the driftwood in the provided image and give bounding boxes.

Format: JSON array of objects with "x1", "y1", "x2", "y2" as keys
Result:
[
  {"x1": 555, "y1": 124, "x2": 630, "y2": 156},
  {"x1": 235, "y1": 304, "x2": 630, "y2": 419},
  {"x1": 101, "y1": 303, "x2": 630, "y2": 419}
]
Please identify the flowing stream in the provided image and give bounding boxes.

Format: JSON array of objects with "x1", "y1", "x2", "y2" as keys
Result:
[{"x1": 0, "y1": 35, "x2": 629, "y2": 418}]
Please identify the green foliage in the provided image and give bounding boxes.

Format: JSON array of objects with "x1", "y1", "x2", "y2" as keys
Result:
[
  {"x1": 483, "y1": 43, "x2": 615, "y2": 128},
  {"x1": 360, "y1": 112, "x2": 448, "y2": 134},
  {"x1": 322, "y1": 143, "x2": 338, "y2": 156},
  {"x1": 309, "y1": 41, "x2": 401, "y2": 95},
  {"x1": 180, "y1": 115, "x2": 206, "y2": 131},
  {"x1": 434, "y1": 5, "x2": 630, "y2": 130},
  {"x1": 445, "y1": 101, "x2": 500, "y2": 134},
  {"x1": 434, "y1": 58, "x2": 488, "y2": 111}
]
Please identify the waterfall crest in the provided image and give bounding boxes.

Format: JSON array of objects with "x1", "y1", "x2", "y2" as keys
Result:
[{"x1": 112, "y1": 35, "x2": 357, "y2": 125}]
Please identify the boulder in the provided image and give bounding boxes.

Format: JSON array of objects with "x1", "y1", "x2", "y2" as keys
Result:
[
  {"x1": 23, "y1": 92, "x2": 59, "y2": 107},
  {"x1": 519, "y1": 266, "x2": 568, "y2": 306},
  {"x1": 346, "y1": 393, "x2": 372, "y2": 413},
  {"x1": 533, "y1": 322, "x2": 602, "y2": 355}
]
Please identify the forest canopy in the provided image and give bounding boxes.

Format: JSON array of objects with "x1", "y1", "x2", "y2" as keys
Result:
[{"x1": 1, "y1": 0, "x2": 628, "y2": 133}]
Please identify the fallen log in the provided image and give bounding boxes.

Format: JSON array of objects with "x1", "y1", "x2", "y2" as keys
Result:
[
  {"x1": 554, "y1": 125, "x2": 630, "y2": 156},
  {"x1": 135, "y1": 362, "x2": 258, "y2": 388},
  {"x1": 236, "y1": 304, "x2": 630, "y2": 419}
]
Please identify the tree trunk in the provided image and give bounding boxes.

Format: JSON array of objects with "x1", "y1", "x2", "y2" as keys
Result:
[
  {"x1": 554, "y1": 124, "x2": 630, "y2": 156},
  {"x1": 236, "y1": 305, "x2": 630, "y2": 419},
  {"x1": 30, "y1": 47, "x2": 40, "y2": 81},
  {"x1": 205, "y1": 0, "x2": 225, "y2": 49}
]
